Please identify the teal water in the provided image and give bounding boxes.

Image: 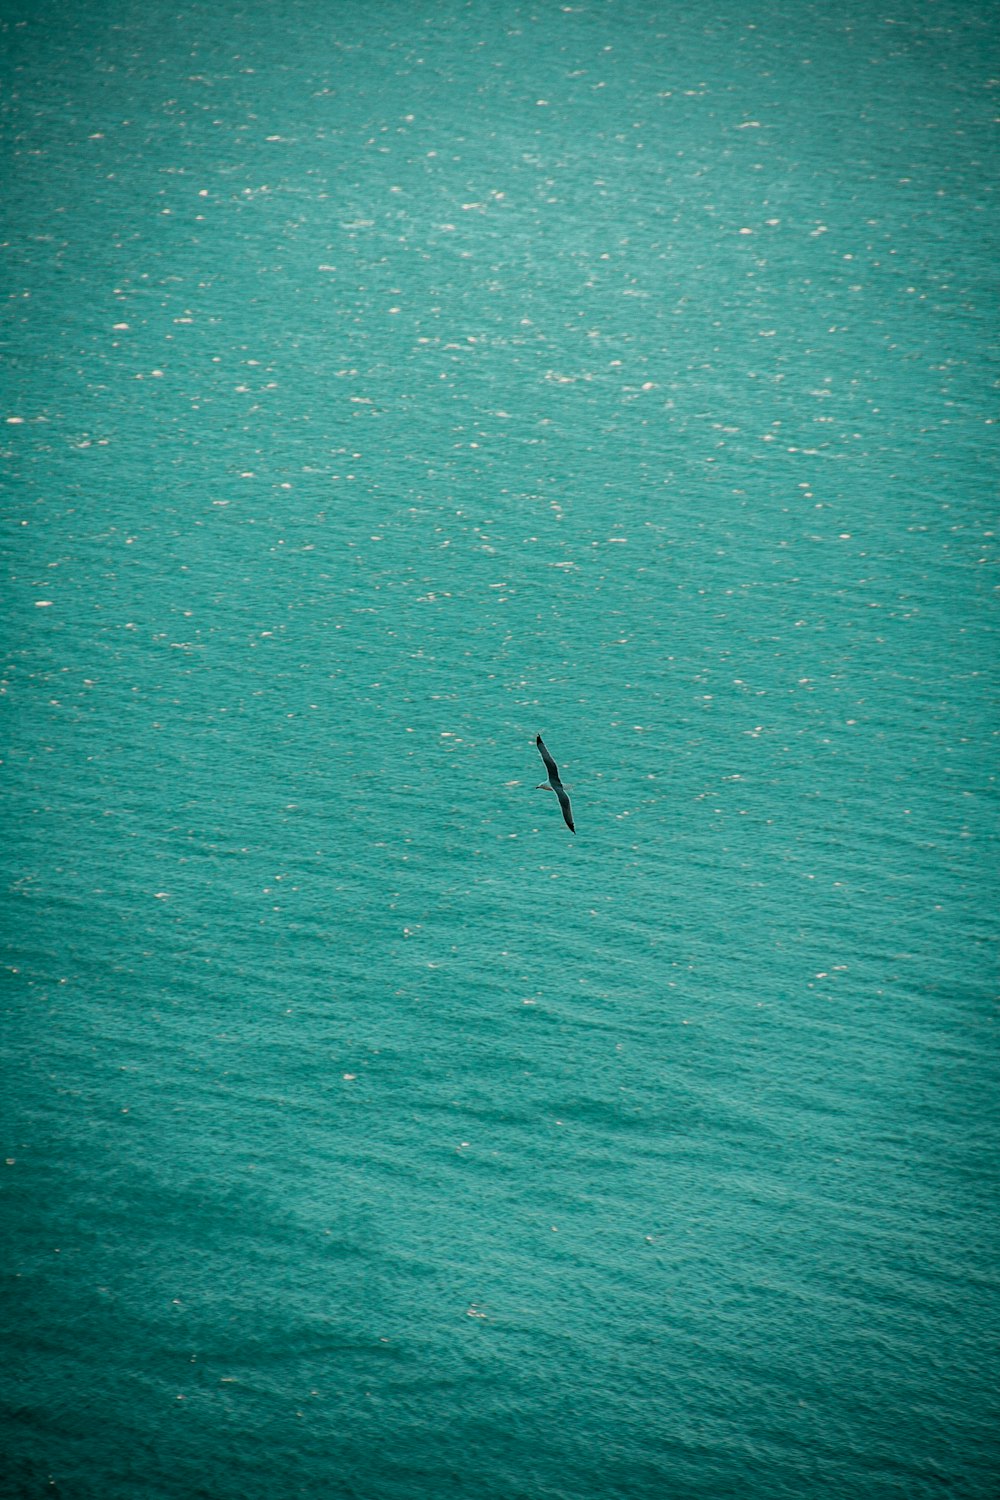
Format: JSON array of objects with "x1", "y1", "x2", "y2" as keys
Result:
[{"x1": 2, "y1": 1, "x2": 998, "y2": 1496}]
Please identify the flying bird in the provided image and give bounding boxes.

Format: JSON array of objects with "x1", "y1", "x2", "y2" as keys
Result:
[{"x1": 535, "y1": 734, "x2": 575, "y2": 833}]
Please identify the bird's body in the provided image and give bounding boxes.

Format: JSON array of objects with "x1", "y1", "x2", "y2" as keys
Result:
[{"x1": 535, "y1": 734, "x2": 575, "y2": 833}]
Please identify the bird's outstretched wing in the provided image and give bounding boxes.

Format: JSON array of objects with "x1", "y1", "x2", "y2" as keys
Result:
[
  {"x1": 555, "y1": 786, "x2": 575, "y2": 833},
  {"x1": 536, "y1": 734, "x2": 562, "y2": 786}
]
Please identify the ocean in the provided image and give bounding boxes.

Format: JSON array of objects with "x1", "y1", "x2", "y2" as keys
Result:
[{"x1": 2, "y1": 1, "x2": 998, "y2": 1496}]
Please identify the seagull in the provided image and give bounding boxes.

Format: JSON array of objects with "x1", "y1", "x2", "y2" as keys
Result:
[{"x1": 535, "y1": 734, "x2": 575, "y2": 833}]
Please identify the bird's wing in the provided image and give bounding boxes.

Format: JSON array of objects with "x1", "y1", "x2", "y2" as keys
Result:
[
  {"x1": 536, "y1": 734, "x2": 561, "y2": 784},
  {"x1": 556, "y1": 786, "x2": 575, "y2": 833}
]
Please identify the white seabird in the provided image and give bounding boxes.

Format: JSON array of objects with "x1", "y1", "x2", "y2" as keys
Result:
[{"x1": 535, "y1": 734, "x2": 575, "y2": 833}]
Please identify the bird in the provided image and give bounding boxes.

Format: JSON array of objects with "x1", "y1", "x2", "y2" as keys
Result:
[{"x1": 535, "y1": 734, "x2": 575, "y2": 833}]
